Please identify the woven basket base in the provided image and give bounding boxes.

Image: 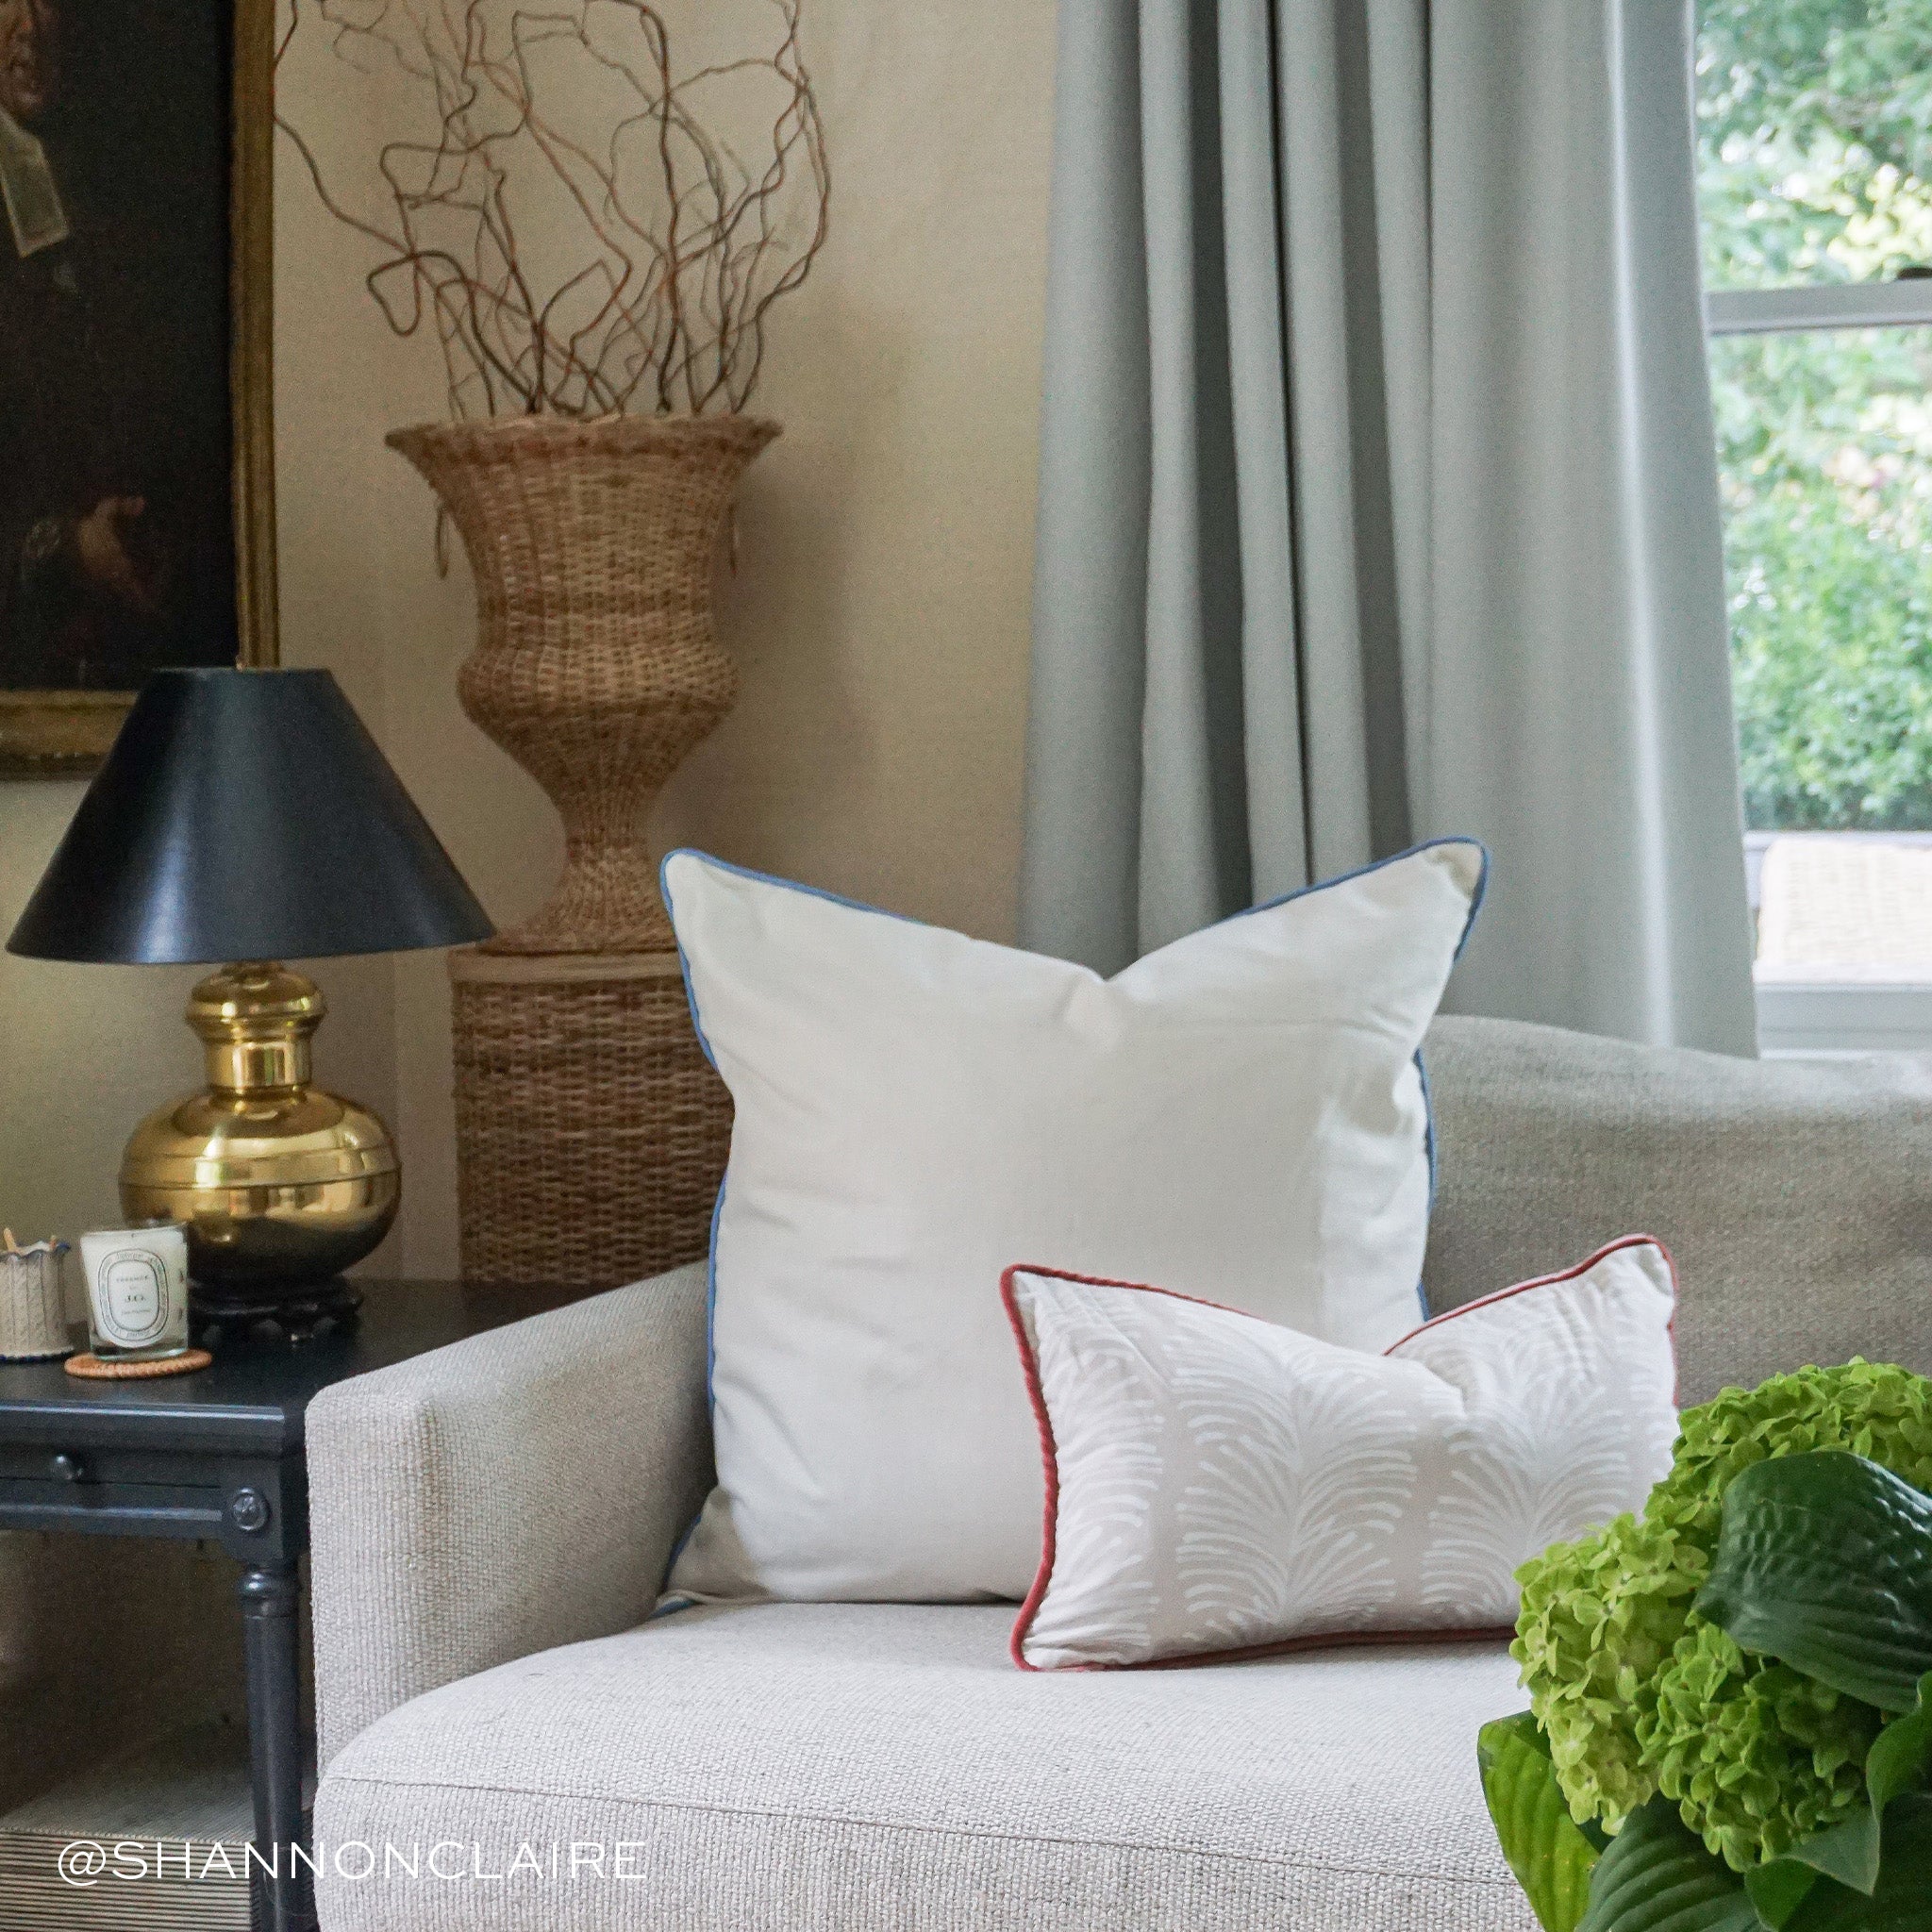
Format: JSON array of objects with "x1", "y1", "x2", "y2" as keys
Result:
[
  {"x1": 451, "y1": 950, "x2": 731, "y2": 1288},
  {"x1": 66, "y1": 1349, "x2": 213, "y2": 1380}
]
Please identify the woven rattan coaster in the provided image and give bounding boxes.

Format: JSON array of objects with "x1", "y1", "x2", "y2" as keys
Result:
[{"x1": 65, "y1": 1349, "x2": 213, "y2": 1381}]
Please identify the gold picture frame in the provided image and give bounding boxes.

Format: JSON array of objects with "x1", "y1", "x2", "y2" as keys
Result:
[{"x1": 0, "y1": 0, "x2": 278, "y2": 778}]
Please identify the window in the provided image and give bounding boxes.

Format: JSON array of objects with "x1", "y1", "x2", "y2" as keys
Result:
[{"x1": 1695, "y1": 2, "x2": 1932, "y2": 1049}]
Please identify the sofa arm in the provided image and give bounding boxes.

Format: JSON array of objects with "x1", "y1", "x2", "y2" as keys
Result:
[{"x1": 308, "y1": 1262, "x2": 710, "y2": 1770}]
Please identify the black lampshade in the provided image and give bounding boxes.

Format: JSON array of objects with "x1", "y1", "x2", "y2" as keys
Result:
[{"x1": 8, "y1": 669, "x2": 494, "y2": 964}]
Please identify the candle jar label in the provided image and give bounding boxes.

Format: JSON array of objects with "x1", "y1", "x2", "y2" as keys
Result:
[{"x1": 100, "y1": 1253, "x2": 167, "y2": 1345}]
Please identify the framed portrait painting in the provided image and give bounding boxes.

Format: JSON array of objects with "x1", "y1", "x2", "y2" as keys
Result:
[{"x1": 0, "y1": 0, "x2": 275, "y2": 775}]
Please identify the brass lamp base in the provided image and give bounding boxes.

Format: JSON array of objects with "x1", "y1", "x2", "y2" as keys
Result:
[{"x1": 118, "y1": 965, "x2": 399, "y2": 1316}]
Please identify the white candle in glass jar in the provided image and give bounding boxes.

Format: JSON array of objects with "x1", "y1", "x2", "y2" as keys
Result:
[{"x1": 78, "y1": 1223, "x2": 192, "y2": 1358}]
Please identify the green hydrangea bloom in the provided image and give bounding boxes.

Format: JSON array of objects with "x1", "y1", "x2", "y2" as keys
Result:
[
  {"x1": 1512, "y1": 1359, "x2": 1932, "y2": 1854},
  {"x1": 1641, "y1": 1620, "x2": 1882, "y2": 1868},
  {"x1": 1513, "y1": 1510, "x2": 1704, "y2": 1832},
  {"x1": 1657, "y1": 1360, "x2": 1932, "y2": 1541}
]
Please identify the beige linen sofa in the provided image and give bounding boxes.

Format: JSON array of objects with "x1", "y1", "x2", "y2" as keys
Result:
[{"x1": 307, "y1": 1015, "x2": 1932, "y2": 1932}]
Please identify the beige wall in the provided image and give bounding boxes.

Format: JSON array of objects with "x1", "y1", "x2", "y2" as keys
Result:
[
  {"x1": 0, "y1": 785, "x2": 201, "y2": 1259},
  {"x1": 0, "y1": 3, "x2": 1055, "y2": 1283}
]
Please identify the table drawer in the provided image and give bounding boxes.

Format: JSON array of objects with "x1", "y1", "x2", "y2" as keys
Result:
[
  {"x1": 0, "y1": 1443, "x2": 302, "y2": 1560},
  {"x1": 0, "y1": 1441, "x2": 213, "y2": 1491}
]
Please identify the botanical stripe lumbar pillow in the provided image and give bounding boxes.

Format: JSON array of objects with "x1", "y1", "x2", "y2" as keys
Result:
[
  {"x1": 659, "y1": 840, "x2": 1488, "y2": 1606},
  {"x1": 1005, "y1": 1237, "x2": 1679, "y2": 1670}
]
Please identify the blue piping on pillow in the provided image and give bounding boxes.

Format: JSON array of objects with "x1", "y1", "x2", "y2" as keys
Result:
[
  {"x1": 1414, "y1": 1050, "x2": 1438, "y2": 1320},
  {"x1": 1226, "y1": 835, "x2": 1491, "y2": 1324},
  {"x1": 656, "y1": 837, "x2": 1491, "y2": 1567},
  {"x1": 652, "y1": 1170, "x2": 727, "y2": 1603},
  {"x1": 654, "y1": 845, "x2": 745, "y2": 1597},
  {"x1": 1232, "y1": 833, "x2": 1491, "y2": 951},
  {"x1": 703, "y1": 1173, "x2": 724, "y2": 1390}
]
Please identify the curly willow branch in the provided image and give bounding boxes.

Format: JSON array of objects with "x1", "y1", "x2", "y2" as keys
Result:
[{"x1": 276, "y1": 0, "x2": 830, "y2": 418}]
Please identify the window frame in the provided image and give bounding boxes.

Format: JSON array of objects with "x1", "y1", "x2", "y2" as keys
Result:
[
  {"x1": 1706, "y1": 276, "x2": 1932, "y2": 1051},
  {"x1": 1707, "y1": 280, "x2": 1932, "y2": 336}
]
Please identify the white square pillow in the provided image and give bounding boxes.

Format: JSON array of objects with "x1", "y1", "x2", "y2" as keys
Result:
[
  {"x1": 662, "y1": 839, "x2": 1488, "y2": 1604},
  {"x1": 1004, "y1": 1237, "x2": 1679, "y2": 1669}
]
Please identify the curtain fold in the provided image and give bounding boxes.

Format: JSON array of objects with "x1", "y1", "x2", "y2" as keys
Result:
[{"x1": 1020, "y1": 0, "x2": 1757, "y2": 1056}]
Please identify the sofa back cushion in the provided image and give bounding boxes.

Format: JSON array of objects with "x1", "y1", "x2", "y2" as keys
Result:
[{"x1": 1422, "y1": 1015, "x2": 1932, "y2": 1402}]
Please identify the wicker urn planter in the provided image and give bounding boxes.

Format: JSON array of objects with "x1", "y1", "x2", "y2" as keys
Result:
[{"x1": 390, "y1": 414, "x2": 778, "y2": 1287}]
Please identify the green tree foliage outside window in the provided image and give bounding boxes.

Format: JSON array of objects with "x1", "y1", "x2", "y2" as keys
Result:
[{"x1": 1699, "y1": 0, "x2": 1932, "y2": 828}]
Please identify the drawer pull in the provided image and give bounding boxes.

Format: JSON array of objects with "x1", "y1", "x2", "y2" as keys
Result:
[{"x1": 228, "y1": 1488, "x2": 271, "y2": 1533}]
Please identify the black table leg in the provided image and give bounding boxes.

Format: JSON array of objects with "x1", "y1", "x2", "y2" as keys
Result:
[{"x1": 240, "y1": 1562, "x2": 311, "y2": 1932}]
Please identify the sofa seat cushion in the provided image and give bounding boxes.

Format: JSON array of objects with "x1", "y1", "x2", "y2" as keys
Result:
[{"x1": 314, "y1": 1602, "x2": 1537, "y2": 1932}]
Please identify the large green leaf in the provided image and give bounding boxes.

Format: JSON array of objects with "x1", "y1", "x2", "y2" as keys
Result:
[
  {"x1": 1694, "y1": 1452, "x2": 1932, "y2": 1713},
  {"x1": 1748, "y1": 1861, "x2": 1821, "y2": 1929},
  {"x1": 1575, "y1": 1790, "x2": 1932, "y2": 1932},
  {"x1": 1575, "y1": 1797, "x2": 1759, "y2": 1932},
  {"x1": 1864, "y1": 1676, "x2": 1932, "y2": 1824},
  {"x1": 1782, "y1": 1794, "x2": 1932, "y2": 1930},
  {"x1": 1479, "y1": 1712, "x2": 1601, "y2": 1932}
]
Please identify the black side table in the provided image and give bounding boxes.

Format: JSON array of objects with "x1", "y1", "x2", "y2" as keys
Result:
[{"x1": 0, "y1": 1280, "x2": 580, "y2": 1932}]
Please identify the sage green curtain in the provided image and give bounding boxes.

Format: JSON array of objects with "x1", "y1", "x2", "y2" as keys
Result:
[{"x1": 1021, "y1": 0, "x2": 1757, "y2": 1055}]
